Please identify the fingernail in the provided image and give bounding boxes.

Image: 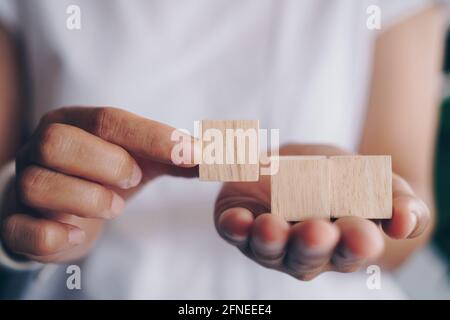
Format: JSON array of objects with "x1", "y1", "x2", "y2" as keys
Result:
[
  {"x1": 119, "y1": 165, "x2": 142, "y2": 189},
  {"x1": 218, "y1": 208, "x2": 254, "y2": 243},
  {"x1": 222, "y1": 230, "x2": 247, "y2": 243},
  {"x1": 129, "y1": 164, "x2": 143, "y2": 187},
  {"x1": 109, "y1": 194, "x2": 125, "y2": 218},
  {"x1": 407, "y1": 211, "x2": 419, "y2": 238},
  {"x1": 68, "y1": 228, "x2": 86, "y2": 245},
  {"x1": 296, "y1": 241, "x2": 330, "y2": 257},
  {"x1": 252, "y1": 236, "x2": 284, "y2": 255}
]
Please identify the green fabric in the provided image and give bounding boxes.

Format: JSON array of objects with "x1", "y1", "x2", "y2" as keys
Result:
[{"x1": 433, "y1": 97, "x2": 450, "y2": 262}]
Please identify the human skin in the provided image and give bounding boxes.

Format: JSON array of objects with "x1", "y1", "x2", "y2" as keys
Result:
[
  {"x1": 214, "y1": 5, "x2": 445, "y2": 278},
  {"x1": 214, "y1": 144, "x2": 429, "y2": 280},
  {"x1": 0, "y1": 6, "x2": 444, "y2": 278}
]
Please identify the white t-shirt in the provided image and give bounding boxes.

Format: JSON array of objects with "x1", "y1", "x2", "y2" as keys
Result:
[{"x1": 0, "y1": 0, "x2": 436, "y2": 299}]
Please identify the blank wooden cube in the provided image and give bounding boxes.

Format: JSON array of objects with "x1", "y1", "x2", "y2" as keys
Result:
[
  {"x1": 329, "y1": 155, "x2": 392, "y2": 219},
  {"x1": 271, "y1": 156, "x2": 330, "y2": 221},
  {"x1": 199, "y1": 120, "x2": 259, "y2": 181}
]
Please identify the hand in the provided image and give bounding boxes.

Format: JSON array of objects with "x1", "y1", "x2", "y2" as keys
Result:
[
  {"x1": 214, "y1": 144, "x2": 430, "y2": 280},
  {"x1": 0, "y1": 107, "x2": 197, "y2": 263}
]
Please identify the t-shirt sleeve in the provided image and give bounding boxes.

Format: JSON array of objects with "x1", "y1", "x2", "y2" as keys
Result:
[{"x1": 0, "y1": 0, "x2": 19, "y2": 33}]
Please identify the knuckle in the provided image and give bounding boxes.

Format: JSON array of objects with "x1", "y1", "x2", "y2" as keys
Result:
[
  {"x1": 144, "y1": 128, "x2": 166, "y2": 160},
  {"x1": 92, "y1": 107, "x2": 117, "y2": 139},
  {"x1": 18, "y1": 167, "x2": 51, "y2": 206},
  {"x1": 145, "y1": 130, "x2": 158, "y2": 153},
  {"x1": 37, "y1": 123, "x2": 70, "y2": 164}
]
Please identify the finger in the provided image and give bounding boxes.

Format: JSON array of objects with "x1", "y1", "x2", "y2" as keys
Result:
[
  {"x1": 249, "y1": 214, "x2": 290, "y2": 267},
  {"x1": 382, "y1": 175, "x2": 430, "y2": 239},
  {"x1": 332, "y1": 217, "x2": 384, "y2": 272},
  {"x1": 216, "y1": 207, "x2": 254, "y2": 246},
  {"x1": 22, "y1": 123, "x2": 142, "y2": 189},
  {"x1": 40, "y1": 107, "x2": 199, "y2": 167},
  {"x1": 214, "y1": 181, "x2": 271, "y2": 223},
  {"x1": 284, "y1": 219, "x2": 339, "y2": 280},
  {"x1": 18, "y1": 166, "x2": 125, "y2": 219},
  {"x1": 1, "y1": 213, "x2": 85, "y2": 257}
]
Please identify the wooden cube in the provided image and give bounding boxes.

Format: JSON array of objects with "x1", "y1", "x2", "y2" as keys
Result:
[
  {"x1": 199, "y1": 120, "x2": 259, "y2": 181},
  {"x1": 271, "y1": 156, "x2": 330, "y2": 221},
  {"x1": 329, "y1": 155, "x2": 392, "y2": 219}
]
